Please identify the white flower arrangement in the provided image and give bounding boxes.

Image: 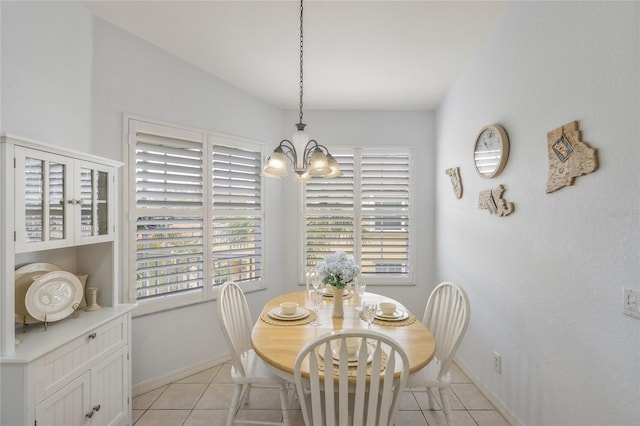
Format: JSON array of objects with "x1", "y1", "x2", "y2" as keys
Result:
[{"x1": 316, "y1": 252, "x2": 360, "y2": 289}]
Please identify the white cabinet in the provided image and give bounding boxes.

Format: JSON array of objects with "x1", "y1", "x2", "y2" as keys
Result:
[
  {"x1": 2, "y1": 309, "x2": 133, "y2": 426},
  {"x1": 13, "y1": 146, "x2": 116, "y2": 253},
  {"x1": 35, "y1": 371, "x2": 92, "y2": 426},
  {"x1": 35, "y1": 346, "x2": 128, "y2": 426},
  {"x1": 0, "y1": 135, "x2": 133, "y2": 426}
]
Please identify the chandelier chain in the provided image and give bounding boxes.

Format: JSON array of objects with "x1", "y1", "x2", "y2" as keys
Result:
[{"x1": 299, "y1": 0, "x2": 304, "y2": 124}]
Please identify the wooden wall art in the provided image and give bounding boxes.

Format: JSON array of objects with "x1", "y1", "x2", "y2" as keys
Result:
[
  {"x1": 445, "y1": 167, "x2": 463, "y2": 199},
  {"x1": 478, "y1": 184, "x2": 514, "y2": 217},
  {"x1": 546, "y1": 121, "x2": 598, "y2": 193}
]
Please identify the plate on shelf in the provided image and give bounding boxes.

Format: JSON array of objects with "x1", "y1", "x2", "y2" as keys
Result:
[
  {"x1": 318, "y1": 343, "x2": 374, "y2": 366},
  {"x1": 25, "y1": 271, "x2": 83, "y2": 322},
  {"x1": 322, "y1": 288, "x2": 349, "y2": 297},
  {"x1": 375, "y1": 309, "x2": 409, "y2": 322},
  {"x1": 15, "y1": 263, "x2": 61, "y2": 324},
  {"x1": 267, "y1": 307, "x2": 310, "y2": 321}
]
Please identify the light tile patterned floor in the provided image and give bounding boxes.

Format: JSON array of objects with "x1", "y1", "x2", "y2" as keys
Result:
[{"x1": 133, "y1": 362, "x2": 510, "y2": 426}]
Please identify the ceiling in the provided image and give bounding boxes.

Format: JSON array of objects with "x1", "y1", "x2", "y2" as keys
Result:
[{"x1": 85, "y1": 1, "x2": 509, "y2": 111}]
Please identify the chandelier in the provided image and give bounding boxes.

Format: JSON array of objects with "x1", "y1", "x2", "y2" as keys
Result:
[{"x1": 262, "y1": 0, "x2": 341, "y2": 181}]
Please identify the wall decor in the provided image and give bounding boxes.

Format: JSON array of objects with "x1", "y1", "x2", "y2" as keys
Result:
[
  {"x1": 545, "y1": 120, "x2": 598, "y2": 193},
  {"x1": 478, "y1": 184, "x2": 514, "y2": 217},
  {"x1": 474, "y1": 124, "x2": 510, "y2": 178},
  {"x1": 445, "y1": 167, "x2": 463, "y2": 199}
]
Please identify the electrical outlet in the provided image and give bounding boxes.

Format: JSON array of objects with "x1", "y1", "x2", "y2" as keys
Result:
[
  {"x1": 623, "y1": 288, "x2": 640, "y2": 319},
  {"x1": 492, "y1": 351, "x2": 502, "y2": 374}
]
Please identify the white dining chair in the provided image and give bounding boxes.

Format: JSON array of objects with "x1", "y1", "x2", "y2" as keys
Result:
[
  {"x1": 406, "y1": 281, "x2": 470, "y2": 426},
  {"x1": 217, "y1": 281, "x2": 291, "y2": 426},
  {"x1": 293, "y1": 329, "x2": 410, "y2": 426}
]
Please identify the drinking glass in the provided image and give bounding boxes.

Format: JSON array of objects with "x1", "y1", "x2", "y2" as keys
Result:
[
  {"x1": 363, "y1": 301, "x2": 378, "y2": 330},
  {"x1": 354, "y1": 279, "x2": 366, "y2": 311},
  {"x1": 311, "y1": 270, "x2": 322, "y2": 291},
  {"x1": 309, "y1": 288, "x2": 323, "y2": 327}
]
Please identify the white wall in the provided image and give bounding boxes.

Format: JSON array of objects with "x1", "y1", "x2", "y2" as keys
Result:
[
  {"x1": 279, "y1": 110, "x2": 437, "y2": 318},
  {"x1": 1, "y1": 1, "x2": 93, "y2": 151},
  {"x1": 435, "y1": 2, "x2": 640, "y2": 425}
]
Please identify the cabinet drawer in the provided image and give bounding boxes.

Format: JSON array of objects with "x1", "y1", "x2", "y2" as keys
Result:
[{"x1": 33, "y1": 315, "x2": 128, "y2": 402}]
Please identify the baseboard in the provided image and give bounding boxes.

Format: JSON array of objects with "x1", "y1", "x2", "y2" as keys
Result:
[
  {"x1": 132, "y1": 353, "x2": 231, "y2": 397},
  {"x1": 453, "y1": 356, "x2": 523, "y2": 426}
]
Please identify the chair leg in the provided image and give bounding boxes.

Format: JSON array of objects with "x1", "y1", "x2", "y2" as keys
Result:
[
  {"x1": 427, "y1": 387, "x2": 437, "y2": 411},
  {"x1": 243, "y1": 384, "x2": 252, "y2": 405},
  {"x1": 227, "y1": 384, "x2": 243, "y2": 426},
  {"x1": 279, "y1": 383, "x2": 291, "y2": 426},
  {"x1": 438, "y1": 387, "x2": 453, "y2": 426}
]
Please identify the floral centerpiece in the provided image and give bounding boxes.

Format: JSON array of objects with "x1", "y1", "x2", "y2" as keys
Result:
[{"x1": 316, "y1": 252, "x2": 360, "y2": 290}]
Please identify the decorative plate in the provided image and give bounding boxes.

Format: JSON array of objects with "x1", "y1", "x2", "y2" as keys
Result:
[
  {"x1": 318, "y1": 343, "x2": 374, "y2": 366},
  {"x1": 375, "y1": 309, "x2": 409, "y2": 322},
  {"x1": 25, "y1": 271, "x2": 83, "y2": 322},
  {"x1": 322, "y1": 288, "x2": 349, "y2": 297},
  {"x1": 15, "y1": 263, "x2": 61, "y2": 324},
  {"x1": 267, "y1": 306, "x2": 310, "y2": 321}
]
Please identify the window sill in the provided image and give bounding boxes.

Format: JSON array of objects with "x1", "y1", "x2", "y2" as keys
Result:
[{"x1": 131, "y1": 281, "x2": 266, "y2": 318}]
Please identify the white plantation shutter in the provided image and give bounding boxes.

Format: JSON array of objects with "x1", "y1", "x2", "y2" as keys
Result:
[
  {"x1": 211, "y1": 142, "x2": 262, "y2": 285},
  {"x1": 360, "y1": 151, "x2": 411, "y2": 276},
  {"x1": 305, "y1": 152, "x2": 355, "y2": 266},
  {"x1": 304, "y1": 148, "x2": 413, "y2": 283},
  {"x1": 133, "y1": 122, "x2": 205, "y2": 299},
  {"x1": 127, "y1": 119, "x2": 265, "y2": 307}
]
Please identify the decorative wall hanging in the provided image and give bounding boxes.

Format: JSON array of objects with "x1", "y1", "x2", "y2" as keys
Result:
[
  {"x1": 478, "y1": 184, "x2": 514, "y2": 217},
  {"x1": 545, "y1": 121, "x2": 598, "y2": 193},
  {"x1": 445, "y1": 167, "x2": 463, "y2": 199}
]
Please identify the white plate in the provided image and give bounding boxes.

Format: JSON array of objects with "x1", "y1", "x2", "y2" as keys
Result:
[
  {"x1": 375, "y1": 309, "x2": 409, "y2": 321},
  {"x1": 322, "y1": 288, "x2": 349, "y2": 297},
  {"x1": 15, "y1": 263, "x2": 61, "y2": 324},
  {"x1": 318, "y1": 343, "x2": 374, "y2": 366},
  {"x1": 267, "y1": 306, "x2": 310, "y2": 321},
  {"x1": 25, "y1": 271, "x2": 83, "y2": 322}
]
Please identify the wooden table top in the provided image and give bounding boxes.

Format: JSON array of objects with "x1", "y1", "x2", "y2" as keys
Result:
[{"x1": 251, "y1": 290, "x2": 435, "y2": 378}]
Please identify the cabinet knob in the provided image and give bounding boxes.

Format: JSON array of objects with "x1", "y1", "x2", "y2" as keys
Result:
[
  {"x1": 93, "y1": 404, "x2": 101, "y2": 412},
  {"x1": 85, "y1": 411, "x2": 94, "y2": 419},
  {"x1": 88, "y1": 332, "x2": 97, "y2": 340}
]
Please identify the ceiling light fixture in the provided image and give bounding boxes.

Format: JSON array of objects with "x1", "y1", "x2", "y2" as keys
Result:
[{"x1": 262, "y1": 0, "x2": 341, "y2": 181}]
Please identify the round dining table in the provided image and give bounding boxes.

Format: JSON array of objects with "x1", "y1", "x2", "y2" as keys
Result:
[{"x1": 251, "y1": 290, "x2": 435, "y2": 380}]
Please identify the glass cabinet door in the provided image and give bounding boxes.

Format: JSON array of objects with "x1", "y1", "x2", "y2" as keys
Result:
[
  {"x1": 76, "y1": 162, "x2": 112, "y2": 242},
  {"x1": 15, "y1": 149, "x2": 114, "y2": 252},
  {"x1": 15, "y1": 148, "x2": 72, "y2": 252},
  {"x1": 48, "y1": 161, "x2": 66, "y2": 240},
  {"x1": 24, "y1": 157, "x2": 45, "y2": 243}
]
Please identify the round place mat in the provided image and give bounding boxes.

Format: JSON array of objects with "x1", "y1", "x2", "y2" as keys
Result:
[
  {"x1": 359, "y1": 309, "x2": 417, "y2": 327},
  {"x1": 260, "y1": 309, "x2": 316, "y2": 326}
]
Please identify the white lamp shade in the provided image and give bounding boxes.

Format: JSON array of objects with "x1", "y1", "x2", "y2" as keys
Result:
[
  {"x1": 326, "y1": 154, "x2": 343, "y2": 178},
  {"x1": 263, "y1": 149, "x2": 289, "y2": 177},
  {"x1": 308, "y1": 147, "x2": 331, "y2": 176}
]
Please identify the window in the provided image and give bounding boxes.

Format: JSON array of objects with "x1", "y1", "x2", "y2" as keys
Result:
[
  {"x1": 125, "y1": 118, "x2": 264, "y2": 313},
  {"x1": 303, "y1": 147, "x2": 414, "y2": 285},
  {"x1": 211, "y1": 145, "x2": 262, "y2": 285}
]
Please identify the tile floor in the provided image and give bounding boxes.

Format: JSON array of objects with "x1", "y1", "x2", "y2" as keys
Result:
[{"x1": 132, "y1": 361, "x2": 510, "y2": 426}]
